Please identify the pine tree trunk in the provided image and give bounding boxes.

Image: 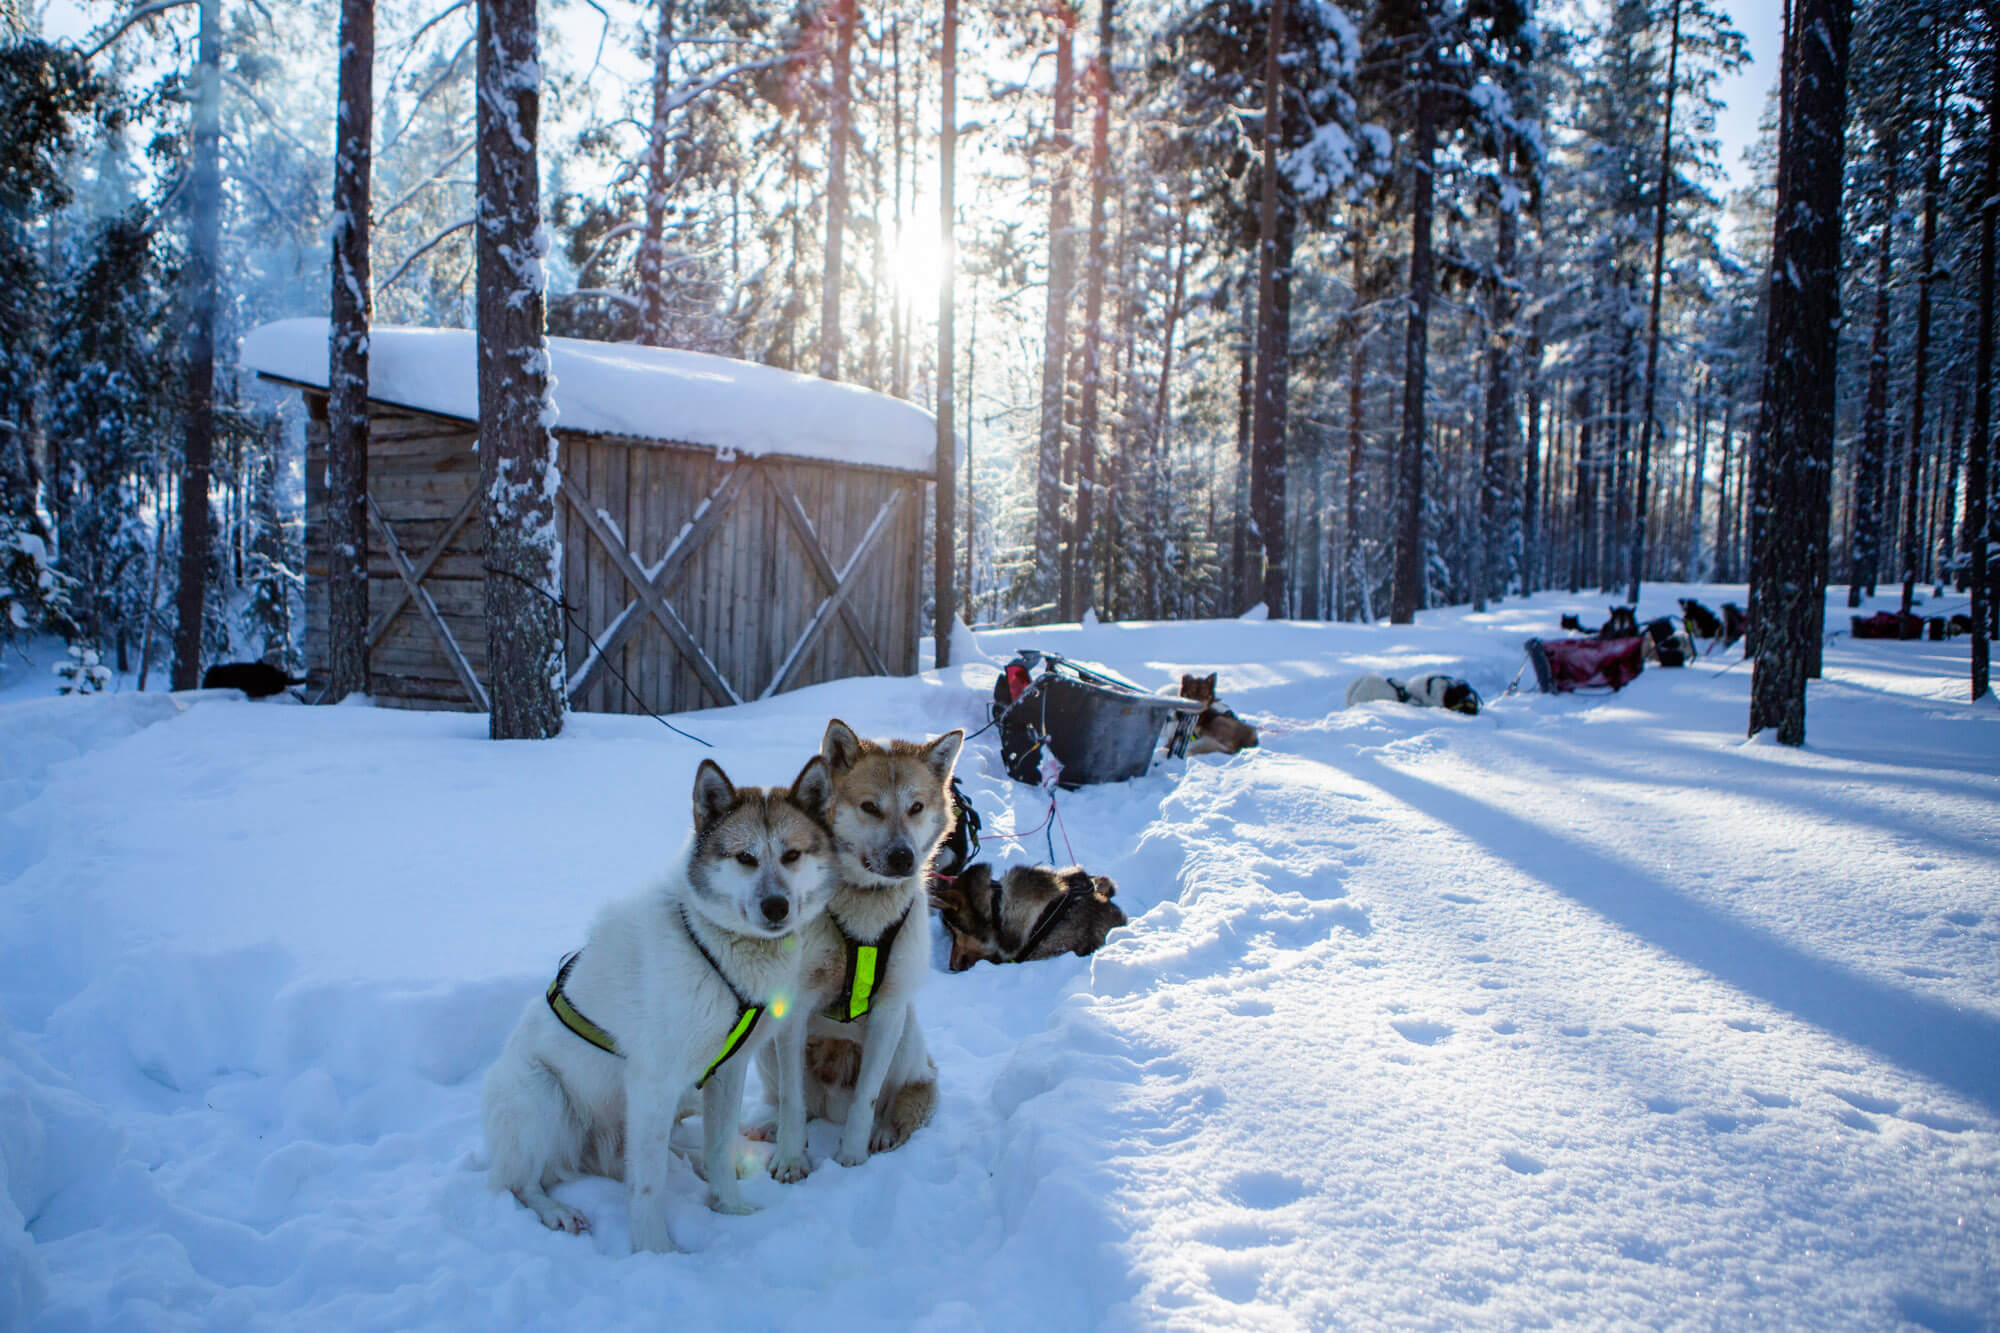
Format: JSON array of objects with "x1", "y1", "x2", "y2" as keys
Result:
[
  {"x1": 1521, "y1": 295, "x2": 1544, "y2": 595},
  {"x1": 327, "y1": 0, "x2": 374, "y2": 702},
  {"x1": 1477, "y1": 150, "x2": 1519, "y2": 612},
  {"x1": 1849, "y1": 127, "x2": 1896, "y2": 606},
  {"x1": 1749, "y1": 0, "x2": 1851, "y2": 743},
  {"x1": 1902, "y1": 42, "x2": 1945, "y2": 615},
  {"x1": 1571, "y1": 380, "x2": 1593, "y2": 594},
  {"x1": 1628, "y1": 0, "x2": 1681, "y2": 605},
  {"x1": 1965, "y1": 23, "x2": 2000, "y2": 700},
  {"x1": 478, "y1": 0, "x2": 564, "y2": 740},
  {"x1": 1071, "y1": 0, "x2": 1113, "y2": 620},
  {"x1": 889, "y1": 20, "x2": 907, "y2": 398},
  {"x1": 1032, "y1": 7, "x2": 1076, "y2": 617},
  {"x1": 817, "y1": 0, "x2": 855, "y2": 380},
  {"x1": 1250, "y1": 0, "x2": 1291, "y2": 618},
  {"x1": 1150, "y1": 208, "x2": 1190, "y2": 619},
  {"x1": 1342, "y1": 235, "x2": 1368, "y2": 621},
  {"x1": 934, "y1": 0, "x2": 957, "y2": 665},
  {"x1": 172, "y1": 0, "x2": 222, "y2": 690},
  {"x1": 1390, "y1": 69, "x2": 1435, "y2": 624},
  {"x1": 637, "y1": 0, "x2": 677, "y2": 347}
]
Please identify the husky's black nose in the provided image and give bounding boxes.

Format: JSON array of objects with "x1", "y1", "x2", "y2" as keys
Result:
[
  {"x1": 759, "y1": 895, "x2": 789, "y2": 925},
  {"x1": 886, "y1": 843, "x2": 915, "y2": 877}
]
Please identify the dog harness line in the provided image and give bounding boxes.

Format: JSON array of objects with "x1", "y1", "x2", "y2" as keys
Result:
[
  {"x1": 823, "y1": 904, "x2": 911, "y2": 1023},
  {"x1": 542, "y1": 909, "x2": 765, "y2": 1089}
]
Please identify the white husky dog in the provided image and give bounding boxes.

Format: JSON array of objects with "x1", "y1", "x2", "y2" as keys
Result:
[
  {"x1": 481, "y1": 756, "x2": 835, "y2": 1251},
  {"x1": 759, "y1": 719, "x2": 961, "y2": 1180}
]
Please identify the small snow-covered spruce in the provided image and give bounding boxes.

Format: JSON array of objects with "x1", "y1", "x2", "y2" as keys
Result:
[{"x1": 54, "y1": 642, "x2": 112, "y2": 695}]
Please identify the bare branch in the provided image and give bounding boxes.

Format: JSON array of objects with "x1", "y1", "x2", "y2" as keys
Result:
[
  {"x1": 380, "y1": 216, "x2": 474, "y2": 291},
  {"x1": 83, "y1": 0, "x2": 196, "y2": 60},
  {"x1": 224, "y1": 71, "x2": 317, "y2": 159},
  {"x1": 375, "y1": 137, "x2": 475, "y2": 224},
  {"x1": 381, "y1": 33, "x2": 477, "y2": 161}
]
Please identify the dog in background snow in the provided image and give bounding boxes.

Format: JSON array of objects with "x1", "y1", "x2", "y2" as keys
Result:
[
  {"x1": 1178, "y1": 673, "x2": 1260, "y2": 754},
  {"x1": 1345, "y1": 673, "x2": 1483, "y2": 716},
  {"x1": 929, "y1": 863, "x2": 1126, "y2": 971}
]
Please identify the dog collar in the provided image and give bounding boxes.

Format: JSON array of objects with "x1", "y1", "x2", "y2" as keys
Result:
[
  {"x1": 822, "y1": 904, "x2": 911, "y2": 1023},
  {"x1": 541, "y1": 913, "x2": 766, "y2": 1090}
]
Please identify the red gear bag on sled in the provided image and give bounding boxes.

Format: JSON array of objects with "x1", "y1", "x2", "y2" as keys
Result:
[{"x1": 1524, "y1": 636, "x2": 1645, "y2": 693}]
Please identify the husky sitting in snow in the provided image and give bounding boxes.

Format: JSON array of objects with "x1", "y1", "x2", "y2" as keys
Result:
[
  {"x1": 1345, "y1": 673, "x2": 1483, "y2": 716},
  {"x1": 757, "y1": 719, "x2": 961, "y2": 1182},
  {"x1": 482, "y1": 757, "x2": 836, "y2": 1251}
]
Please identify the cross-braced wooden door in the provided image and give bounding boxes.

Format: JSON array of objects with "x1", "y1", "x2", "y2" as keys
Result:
[{"x1": 556, "y1": 441, "x2": 919, "y2": 715}]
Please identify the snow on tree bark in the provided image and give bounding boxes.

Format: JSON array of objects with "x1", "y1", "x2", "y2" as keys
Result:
[
  {"x1": 1391, "y1": 64, "x2": 1436, "y2": 625},
  {"x1": 1627, "y1": 0, "x2": 1682, "y2": 607},
  {"x1": 1072, "y1": 0, "x2": 1114, "y2": 620},
  {"x1": 934, "y1": 0, "x2": 956, "y2": 667},
  {"x1": 327, "y1": 0, "x2": 374, "y2": 702},
  {"x1": 817, "y1": 0, "x2": 856, "y2": 382},
  {"x1": 637, "y1": 0, "x2": 677, "y2": 348},
  {"x1": 1964, "y1": 20, "x2": 1999, "y2": 702},
  {"x1": 172, "y1": 0, "x2": 221, "y2": 690},
  {"x1": 1749, "y1": 0, "x2": 1851, "y2": 745},
  {"x1": 1848, "y1": 123, "x2": 1895, "y2": 607},
  {"x1": 1250, "y1": 0, "x2": 1290, "y2": 619},
  {"x1": 1032, "y1": 5, "x2": 1076, "y2": 618},
  {"x1": 477, "y1": 0, "x2": 565, "y2": 740}
]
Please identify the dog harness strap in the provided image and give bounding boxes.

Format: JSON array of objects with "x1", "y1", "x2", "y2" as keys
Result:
[
  {"x1": 823, "y1": 905, "x2": 911, "y2": 1023},
  {"x1": 696, "y1": 1005, "x2": 763, "y2": 1090},
  {"x1": 1014, "y1": 886, "x2": 1088, "y2": 962},
  {"x1": 546, "y1": 951, "x2": 624, "y2": 1059},
  {"x1": 677, "y1": 907, "x2": 766, "y2": 1090}
]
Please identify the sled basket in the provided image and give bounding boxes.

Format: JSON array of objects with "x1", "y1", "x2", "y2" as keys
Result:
[{"x1": 991, "y1": 651, "x2": 1203, "y2": 788}]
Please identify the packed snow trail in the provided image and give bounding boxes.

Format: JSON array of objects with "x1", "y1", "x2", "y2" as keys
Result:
[{"x1": 2, "y1": 585, "x2": 1995, "y2": 1330}]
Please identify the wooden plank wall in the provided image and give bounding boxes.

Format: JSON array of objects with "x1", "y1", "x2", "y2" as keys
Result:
[{"x1": 306, "y1": 395, "x2": 925, "y2": 714}]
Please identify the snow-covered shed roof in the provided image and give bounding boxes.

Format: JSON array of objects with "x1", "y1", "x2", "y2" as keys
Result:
[{"x1": 240, "y1": 318, "x2": 939, "y2": 476}]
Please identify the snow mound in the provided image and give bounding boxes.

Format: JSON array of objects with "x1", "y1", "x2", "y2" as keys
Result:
[{"x1": 239, "y1": 319, "x2": 940, "y2": 476}]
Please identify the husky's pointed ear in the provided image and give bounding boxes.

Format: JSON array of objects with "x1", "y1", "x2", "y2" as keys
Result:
[
  {"x1": 693, "y1": 759, "x2": 736, "y2": 828},
  {"x1": 789, "y1": 754, "x2": 832, "y2": 822},
  {"x1": 822, "y1": 718, "x2": 863, "y2": 773},
  {"x1": 928, "y1": 881, "x2": 968, "y2": 915},
  {"x1": 921, "y1": 728, "x2": 964, "y2": 783}
]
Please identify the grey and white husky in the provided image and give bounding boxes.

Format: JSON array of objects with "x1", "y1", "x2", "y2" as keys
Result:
[
  {"x1": 481, "y1": 757, "x2": 836, "y2": 1252},
  {"x1": 758, "y1": 719, "x2": 962, "y2": 1180}
]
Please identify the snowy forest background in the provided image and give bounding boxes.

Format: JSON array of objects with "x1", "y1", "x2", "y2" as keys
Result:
[{"x1": 0, "y1": 0, "x2": 1992, "y2": 696}]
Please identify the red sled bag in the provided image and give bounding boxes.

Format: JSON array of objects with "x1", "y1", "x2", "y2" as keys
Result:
[
  {"x1": 1851, "y1": 611, "x2": 1923, "y2": 640},
  {"x1": 1524, "y1": 636, "x2": 1645, "y2": 693}
]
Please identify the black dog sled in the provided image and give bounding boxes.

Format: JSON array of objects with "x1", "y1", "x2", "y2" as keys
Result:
[{"x1": 991, "y1": 650, "x2": 1203, "y2": 788}]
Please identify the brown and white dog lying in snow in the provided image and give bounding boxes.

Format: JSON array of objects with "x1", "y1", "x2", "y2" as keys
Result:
[
  {"x1": 1345, "y1": 673, "x2": 1484, "y2": 716},
  {"x1": 929, "y1": 863, "x2": 1126, "y2": 971},
  {"x1": 1178, "y1": 673, "x2": 1260, "y2": 755}
]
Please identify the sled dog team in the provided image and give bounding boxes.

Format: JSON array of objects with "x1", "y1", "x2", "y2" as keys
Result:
[{"x1": 482, "y1": 718, "x2": 961, "y2": 1251}]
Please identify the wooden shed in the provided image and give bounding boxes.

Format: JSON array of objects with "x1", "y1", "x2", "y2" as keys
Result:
[{"x1": 242, "y1": 320, "x2": 935, "y2": 714}]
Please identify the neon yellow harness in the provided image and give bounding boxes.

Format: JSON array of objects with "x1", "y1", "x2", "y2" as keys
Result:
[
  {"x1": 822, "y1": 904, "x2": 911, "y2": 1023},
  {"x1": 544, "y1": 909, "x2": 765, "y2": 1089}
]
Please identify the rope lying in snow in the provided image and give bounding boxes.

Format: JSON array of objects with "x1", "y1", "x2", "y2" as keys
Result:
[{"x1": 483, "y1": 565, "x2": 712, "y2": 747}]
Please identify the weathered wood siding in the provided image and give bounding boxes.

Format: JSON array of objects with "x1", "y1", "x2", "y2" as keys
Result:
[{"x1": 305, "y1": 395, "x2": 926, "y2": 713}]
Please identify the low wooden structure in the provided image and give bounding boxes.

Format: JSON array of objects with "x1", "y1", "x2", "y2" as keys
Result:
[{"x1": 248, "y1": 324, "x2": 934, "y2": 714}]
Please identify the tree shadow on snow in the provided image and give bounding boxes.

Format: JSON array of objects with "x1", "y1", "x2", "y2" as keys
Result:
[{"x1": 1333, "y1": 750, "x2": 2000, "y2": 1116}]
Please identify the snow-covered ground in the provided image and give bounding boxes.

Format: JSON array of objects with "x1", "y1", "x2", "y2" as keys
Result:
[{"x1": 4, "y1": 584, "x2": 1996, "y2": 1330}]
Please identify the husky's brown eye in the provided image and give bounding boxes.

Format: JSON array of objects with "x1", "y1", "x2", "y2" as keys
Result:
[
  {"x1": 860, "y1": 801, "x2": 882, "y2": 818},
  {"x1": 908, "y1": 802, "x2": 924, "y2": 817},
  {"x1": 735, "y1": 851, "x2": 758, "y2": 868},
  {"x1": 781, "y1": 848, "x2": 801, "y2": 866}
]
